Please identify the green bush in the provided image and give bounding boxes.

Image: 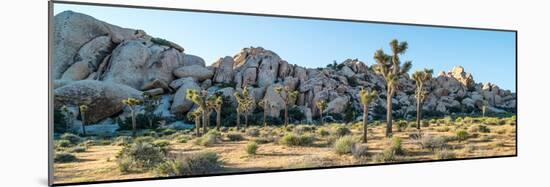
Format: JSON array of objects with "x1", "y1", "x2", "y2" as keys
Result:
[
  {"x1": 54, "y1": 153, "x2": 77, "y2": 163},
  {"x1": 334, "y1": 136, "x2": 355, "y2": 155},
  {"x1": 152, "y1": 140, "x2": 170, "y2": 149},
  {"x1": 389, "y1": 137, "x2": 404, "y2": 155},
  {"x1": 422, "y1": 120, "x2": 430, "y2": 127},
  {"x1": 113, "y1": 136, "x2": 133, "y2": 146},
  {"x1": 194, "y1": 131, "x2": 221, "y2": 146},
  {"x1": 397, "y1": 121, "x2": 408, "y2": 132},
  {"x1": 245, "y1": 141, "x2": 258, "y2": 155},
  {"x1": 134, "y1": 136, "x2": 155, "y2": 144},
  {"x1": 56, "y1": 140, "x2": 72, "y2": 148},
  {"x1": 456, "y1": 130, "x2": 469, "y2": 142},
  {"x1": 318, "y1": 128, "x2": 330, "y2": 136},
  {"x1": 435, "y1": 149, "x2": 456, "y2": 159},
  {"x1": 334, "y1": 126, "x2": 351, "y2": 137},
  {"x1": 294, "y1": 125, "x2": 315, "y2": 134},
  {"x1": 279, "y1": 133, "x2": 315, "y2": 146},
  {"x1": 420, "y1": 136, "x2": 448, "y2": 151},
  {"x1": 351, "y1": 144, "x2": 369, "y2": 158},
  {"x1": 155, "y1": 152, "x2": 222, "y2": 176},
  {"x1": 226, "y1": 132, "x2": 244, "y2": 141},
  {"x1": 479, "y1": 125, "x2": 491, "y2": 133},
  {"x1": 161, "y1": 129, "x2": 177, "y2": 136},
  {"x1": 54, "y1": 109, "x2": 69, "y2": 133},
  {"x1": 70, "y1": 146, "x2": 87, "y2": 153},
  {"x1": 246, "y1": 128, "x2": 260, "y2": 137},
  {"x1": 60, "y1": 133, "x2": 81, "y2": 145},
  {"x1": 373, "y1": 147, "x2": 398, "y2": 163},
  {"x1": 116, "y1": 142, "x2": 166, "y2": 172}
]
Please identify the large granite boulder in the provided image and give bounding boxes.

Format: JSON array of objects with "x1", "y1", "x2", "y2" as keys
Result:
[{"x1": 170, "y1": 78, "x2": 200, "y2": 114}]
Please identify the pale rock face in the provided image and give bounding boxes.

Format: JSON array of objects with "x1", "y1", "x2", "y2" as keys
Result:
[
  {"x1": 144, "y1": 48, "x2": 184, "y2": 87},
  {"x1": 325, "y1": 96, "x2": 349, "y2": 114},
  {"x1": 212, "y1": 56, "x2": 234, "y2": 83},
  {"x1": 173, "y1": 65, "x2": 214, "y2": 81},
  {"x1": 217, "y1": 87, "x2": 237, "y2": 106},
  {"x1": 298, "y1": 106, "x2": 313, "y2": 123},
  {"x1": 53, "y1": 11, "x2": 142, "y2": 79},
  {"x1": 339, "y1": 66, "x2": 356, "y2": 78},
  {"x1": 61, "y1": 36, "x2": 114, "y2": 81},
  {"x1": 102, "y1": 40, "x2": 151, "y2": 89},
  {"x1": 263, "y1": 84, "x2": 286, "y2": 117},
  {"x1": 54, "y1": 80, "x2": 143, "y2": 123},
  {"x1": 182, "y1": 54, "x2": 205, "y2": 67},
  {"x1": 241, "y1": 68, "x2": 257, "y2": 86},
  {"x1": 278, "y1": 60, "x2": 292, "y2": 78},
  {"x1": 170, "y1": 78, "x2": 200, "y2": 114}
]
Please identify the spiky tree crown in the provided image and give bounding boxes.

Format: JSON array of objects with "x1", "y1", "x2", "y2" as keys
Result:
[
  {"x1": 358, "y1": 88, "x2": 378, "y2": 106},
  {"x1": 316, "y1": 100, "x2": 327, "y2": 111}
]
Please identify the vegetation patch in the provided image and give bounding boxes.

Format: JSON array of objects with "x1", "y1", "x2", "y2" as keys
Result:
[{"x1": 279, "y1": 133, "x2": 315, "y2": 146}]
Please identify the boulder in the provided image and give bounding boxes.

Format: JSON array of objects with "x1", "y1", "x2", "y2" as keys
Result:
[
  {"x1": 242, "y1": 67, "x2": 257, "y2": 86},
  {"x1": 183, "y1": 54, "x2": 206, "y2": 67},
  {"x1": 54, "y1": 80, "x2": 143, "y2": 123},
  {"x1": 263, "y1": 83, "x2": 286, "y2": 117},
  {"x1": 212, "y1": 56, "x2": 234, "y2": 83},
  {"x1": 173, "y1": 65, "x2": 213, "y2": 81},
  {"x1": 339, "y1": 66, "x2": 355, "y2": 78},
  {"x1": 102, "y1": 40, "x2": 151, "y2": 89},
  {"x1": 145, "y1": 48, "x2": 184, "y2": 86},
  {"x1": 60, "y1": 36, "x2": 114, "y2": 81},
  {"x1": 170, "y1": 78, "x2": 200, "y2": 114},
  {"x1": 53, "y1": 11, "x2": 142, "y2": 79},
  {"x1": 325, "y1": 96, "x2": 349, "y2": 114}
]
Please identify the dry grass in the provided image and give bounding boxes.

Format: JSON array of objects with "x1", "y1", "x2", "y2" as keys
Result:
[{"x1": 53, "y1": 117, "x2": 516, "y2": 184}]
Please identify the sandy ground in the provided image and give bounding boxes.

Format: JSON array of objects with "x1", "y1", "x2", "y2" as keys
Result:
[{"x1": 53, "y1": 120, "x2": 516, "y2": 184}]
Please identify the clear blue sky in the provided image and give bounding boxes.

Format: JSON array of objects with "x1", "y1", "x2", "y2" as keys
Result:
[{"x1": 54, "y1": 3, "x2": 516, "y2": 91}]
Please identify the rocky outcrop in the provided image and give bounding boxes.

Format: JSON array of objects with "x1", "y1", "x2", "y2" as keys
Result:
[
  {"x1": 53, "y1": 11, "x2": 517, "y2": 127},
  {"x1": 170, "y1": 78, "x2": 200, "y2": 114},
  {"x1": 54, "y1": 80, "x2": 143, "y2": 123}
]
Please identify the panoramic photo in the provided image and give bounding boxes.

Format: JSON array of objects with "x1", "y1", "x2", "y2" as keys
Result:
[{"x1": 51, "y1": 3, "x2": 517, "y2": 184}]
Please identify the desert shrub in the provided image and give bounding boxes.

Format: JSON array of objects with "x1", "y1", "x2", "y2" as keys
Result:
[
  {"x1": 294, "y1": 125, "x2": 315, "y2": 134},
  {"x1": 245, "y1": 141, "x2": 258, "y2": 155},
  {"x1": 246, "y1": 128, "x2": 260, "y2": 137},
  {"x1": 492, "y1": 140, "x2": 506, "y2": 147},
  {"x1": 161, "y1": 129, "x2": 177, "y2": 136},
  {"x1": 455, "y1": 117, "x2": 463, "y2": 124},
  {"x1": 397, "y1": 120, "x2": 408, "y2": 132},
  {"x1": 116, "y1": 142, "x2": 166, "y2": 171},
  {"x1": 443, "y1": 116, "x2": 453, "y2": 125},
  {"x1": 54, "y1": 109, "x2": 69, "y2": 133},
  {"x1": 253, "y1": 136, "x2": 277, "y2": 144},
  {"x1": 496, "y1": 128, "x2": 507, "y2": 134},
  {"x1": 464, "y1": 144, "x2": 475, "y2": 153},
  {"x1": 389, "y1": 137, "x2": 404, "y2": 155},
  {"x1": 56, "y1": 140, "x2": 72, "y2": 148},
  {"x1": 435, "y1": 149, "x2": 456, "y2": 159},
  {"x1": 318, "y1": 128, "x2": 330, "y2": 136},
  {"x1": 134, "y1": 136, "x2": 155, "y2": 144},
  {"x1": 70, "y1": 146, "x2": 87, "y2": 153},
  {"x1": 113, "y1": 136, "x2": 133, "y2": 146},
  {"x1": 373, "y1": 147, "x2": 398, "y2": 163},
  {"x1": 420, "y1": 136, "x2": 448, "y2": 151},
  {"x1": 194, "y1": 131, "x2": 221, "y2": 146},
  {"x1": 279, "y1": 133, "x2": 315, "y2": 146},
  {"x1": 480, "y1": 135, "x2": 491, "y2": 142},
  {"x1": 54, "y1": 153, "x2": 77, "y2": 163},
  {"x1": 455, "y1": 130, "x2": 469, "y2": 142},
  {"x1": 155, "y1": 152, "x2": 221, "y2": 176},
  {"x1": 334, "y1": 126, "x2": 351, "y2": 137},
  {"x1": 152, "y1": 140, "x2": 170, "y2": 149},
  {"x1": 429, "y1": 119, "x2": 437, "y2": 125},
  {"x1": 60, "y1": 133, "x2": 81, "y2": 145},
  {"x1": 436, "y1": 126, "x2": 451, "y2": 132},
  {"x1": 479, "y1": 125, "x2": 491, "y2": 133},
  {"x1": 351, "y1": 144, "x2": 369, "y2": 158},
  {"x1": 334, "y1": 136, "x2": 355, "y2": 155},
  {"x1": 226, "y1": 132, "x2": 244, "y2": 141},
  {"x1": 422, "y1": 120, "x2": 430, "y2": 127},
  {"x1": 151, "y1": 37, "x2": 171, "y2": 46},
  {"x1": 176, "y1": 137, "x2": 188, "y2": 143}
]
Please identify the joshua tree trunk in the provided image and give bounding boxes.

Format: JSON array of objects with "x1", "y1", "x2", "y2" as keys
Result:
[
  {"x1": 320, "y1": 111, "x2": 324, "y2": 126},
  {"x1": 202, "y1": 112, "x2": 208, "y2": 133},
  {"x1": 195, "y1": 117, "x2": 200, "y2": 136},
  {"x1": 284, "y1": 106, "x2": 288, "y2": 127},
  {"x1": 245, "y1": 114, "x2": 249, "y2": 128},
  {"x1": 81, "y1": 114, "x2": 87, "y2": 136},
  {"x1": 148, "y1": 117, "x2": 153, "y2": 129},
  {"x1": 362, "y1": 105, "x2": 369, "y2": 143},
  {"x1": 236, "y1": 110, "x2": 241, "y2": 130},
  {"x1": 386, "y1": 90, "x2": 393, "y2": 137},
  {"x1": 416, "y1": 97, "x2": 422, "y2": 129},
  {"x1": 131, "y1": 109, "x2": 136, "y2": 137},
  {"x1": 263, "y1": 110, "x2": 267, "y2": 127},
  {"x1": 216, "y1": 110, "x2": 221, "y2": 131}
]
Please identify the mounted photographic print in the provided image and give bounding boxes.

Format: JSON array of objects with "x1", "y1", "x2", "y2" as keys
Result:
[{"x1": 49, "y1": 1, "x2": 517, "y2": 186}]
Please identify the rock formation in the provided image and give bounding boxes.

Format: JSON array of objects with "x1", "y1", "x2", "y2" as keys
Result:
[{"x1": 53, "y1": 11, "x2": 517, "y2": 129}]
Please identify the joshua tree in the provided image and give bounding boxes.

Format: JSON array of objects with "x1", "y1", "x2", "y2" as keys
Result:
[
  {"x1": 122, "y1": 97, "x2": 141, "y2": 137},
  {"x1": 315, "y1": 100, "x2": 327, "y2": 126},
  {"x1": 358, "y1": 88, "x2": 378, "y2": 143},
  {"x1": 186, "y1": 89, "x2": 209, "y2": 134},
  {"x1": 79, "y1": 105, "x2": 88, "y2": 136},
  {"x1": 412, "y1": 69, "x2": 433, "y2": 129},
  {"x1": 61, "y1": 105, "x2": 73, "y2": 131},
  {"x1": 142, "y1": 93, "x2": 161, "y2": 129},
  {"x1": 482, "y1": 100, "x2": 488, "y2": 117},
  {"x1": 274, "y1": 86, "x2": 299, "y2": 127},
  {"x1": 187, "y1": 108, "x2": 203, "y2": 136},
  {"x1": 258, "y1": 99, "x2": 272, "y2": 127},
  {"x1": 373, "y1": 39, "x2": 412, "y2": 137},
  {"x1": 208, "y1": 93, "x2": 223, "y2": 130},
  {"x1": 234, "y1": 87, "x2": 254, "y2": 129}
]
